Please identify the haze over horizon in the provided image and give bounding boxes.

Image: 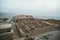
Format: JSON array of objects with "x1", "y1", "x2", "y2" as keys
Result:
[{"x1": 0, "y1": 0, "x2": 60, "y2": 18}]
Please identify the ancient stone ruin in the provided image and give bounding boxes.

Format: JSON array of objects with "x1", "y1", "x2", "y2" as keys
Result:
[
  {"x1": 0, "y1": 24, "x2": 13, "y2": 40},
  {"x1": 12, "y1": 14, "x2": 60, "y2": 40},
  {"x1": 0, "y1": 18, "x2": 13, "y2": 40}
]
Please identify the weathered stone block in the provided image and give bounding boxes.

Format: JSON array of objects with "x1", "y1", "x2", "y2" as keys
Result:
[{"x1": 0, "y1": 32, "x2": 13, "y2": 40}]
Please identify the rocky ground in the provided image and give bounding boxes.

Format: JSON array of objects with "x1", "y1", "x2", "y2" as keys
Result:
[
  {"x1": 0, "y1": 15, "x2": 60, "y2": 40},
  {"x1": 13, "y1": 15, "x2": 60, "y2": 40}
]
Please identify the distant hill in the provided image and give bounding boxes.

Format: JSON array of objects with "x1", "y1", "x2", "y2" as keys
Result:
[
  {"x1": 0, "y1": 13, "x2": 60, "y2": 20},
  {"x1": 0, "y1": 13, "x2": 3, "y2": 17},
  {"x1": 0, "y1": 13, "x2": 17, "y2": 19}
]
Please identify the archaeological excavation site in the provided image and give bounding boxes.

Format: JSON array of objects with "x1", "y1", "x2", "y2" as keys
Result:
[
  {"x1": 0, "y1": 15, "x2": 60, "y2": 40},
  {"x1": 1, "y1": 0, "x2": 60, "y2": 40}
]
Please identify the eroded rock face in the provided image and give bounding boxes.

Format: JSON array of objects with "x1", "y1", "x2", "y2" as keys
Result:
[{"x1": 12, "y1": 15, "x2": 60, "y2": 38}]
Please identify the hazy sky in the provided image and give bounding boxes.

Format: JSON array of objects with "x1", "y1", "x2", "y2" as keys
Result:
[{"x1": 0, "y1": 0, "x2": 60, "y2": 17}]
